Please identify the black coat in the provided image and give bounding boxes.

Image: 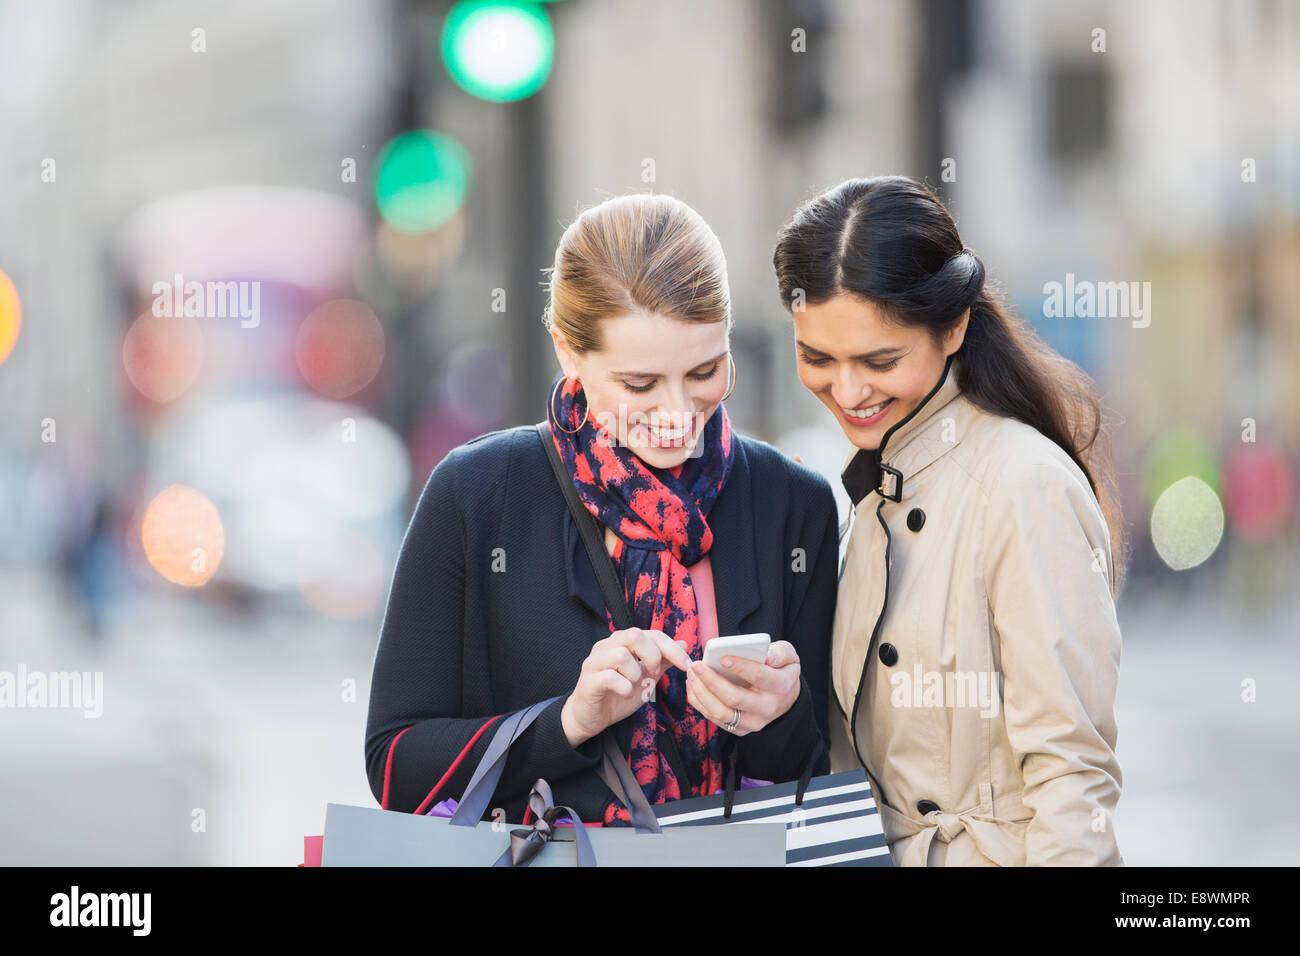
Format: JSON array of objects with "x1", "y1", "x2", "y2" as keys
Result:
[{"x1": 364, "y1": 421, "x2": 839, "y2": 823}]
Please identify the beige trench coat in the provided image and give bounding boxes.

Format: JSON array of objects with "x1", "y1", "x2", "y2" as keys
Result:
[{"x1": 827, "y1": 357, "x2": 1124, "y2": 866}]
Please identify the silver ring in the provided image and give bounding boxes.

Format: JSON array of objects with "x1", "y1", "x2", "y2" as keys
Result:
[{"x1": 724, "y1": 707, "x2": 740, "y2": 733}]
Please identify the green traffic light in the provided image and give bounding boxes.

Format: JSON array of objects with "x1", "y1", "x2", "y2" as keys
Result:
[
  {"x1": 441, "y1": 1, "x2": 554, "y2": 102},
  {"x1": 374, "y1": 130, "x2": 472, "y2": 234}
]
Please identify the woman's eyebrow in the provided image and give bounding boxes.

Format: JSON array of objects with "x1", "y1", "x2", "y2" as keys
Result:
[
  {"x1": 610, "y1": 351, "x2": 728, "y2": 376},
  {"x1": 796, "y1": 340, "x2": 904, "y2": 361}
]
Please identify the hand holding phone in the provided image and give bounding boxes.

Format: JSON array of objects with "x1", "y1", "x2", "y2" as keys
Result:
[
  {"x1": 702, "y1": 632, "x2": 771, "y2": 686},
  {"x1": 688, "y1": 635, "x2": 802, "y2": 736}
]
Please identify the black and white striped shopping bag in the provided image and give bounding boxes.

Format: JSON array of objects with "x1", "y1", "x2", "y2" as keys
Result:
[{"x1": 652, "y1": 769, "x2": 891, "y2": 866}]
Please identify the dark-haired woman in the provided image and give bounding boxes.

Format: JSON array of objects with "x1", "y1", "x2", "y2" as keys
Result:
[{"x1": 773, "y1": 176, "x2": 1126, "y2": 866}]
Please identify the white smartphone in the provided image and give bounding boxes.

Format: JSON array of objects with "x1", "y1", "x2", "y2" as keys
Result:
[{"x1": 702, "y1": 633, "x2": 771, "y2": 686}]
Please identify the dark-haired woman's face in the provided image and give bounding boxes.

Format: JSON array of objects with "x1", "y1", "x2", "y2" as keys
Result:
[{"x1": 792, "y1": 294, "x2": 966, "y2": 451}]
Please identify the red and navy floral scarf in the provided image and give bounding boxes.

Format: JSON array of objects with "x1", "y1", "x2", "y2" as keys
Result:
[{"x1": 547, "y1": 372, "x2": 735, "y2": 825}]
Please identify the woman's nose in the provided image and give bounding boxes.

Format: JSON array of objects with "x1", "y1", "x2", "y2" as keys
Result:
[
  {"x1": 833, "y1": 365, "x2": 866, "y2": 408},
  {"x1": 659, "y1": 382, "x2": 692, "y2": 420}
]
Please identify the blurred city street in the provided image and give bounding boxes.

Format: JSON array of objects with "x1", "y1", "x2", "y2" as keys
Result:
[
  {"x1": 0, "y1": 566, "x2": 374, "y2": 865},
  {"x1": 2, "y1": 0, "x2": 1299, "y2": 869}
]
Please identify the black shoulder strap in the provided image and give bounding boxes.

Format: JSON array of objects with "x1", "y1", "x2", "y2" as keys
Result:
[{"x1": 535, "y1": 421, "x2": 634, "y2": 630}]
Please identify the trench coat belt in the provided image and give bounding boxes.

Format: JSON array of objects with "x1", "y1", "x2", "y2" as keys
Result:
[{"x1": 875, "y1": 783, "x2": 1026, "y2": 867}]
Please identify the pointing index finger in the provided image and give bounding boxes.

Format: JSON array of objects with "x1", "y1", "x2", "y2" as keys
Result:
[{"x1": 653, "y1": 632, "x2": 693, "y2": 672}]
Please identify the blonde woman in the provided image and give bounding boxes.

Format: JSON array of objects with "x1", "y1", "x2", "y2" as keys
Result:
[
  {"x1": 367, "y1": 194, "x2": 837, "y2": 828},
  {"x1": 773, "y1": 176, "x2": 1126, "y2": 866}
]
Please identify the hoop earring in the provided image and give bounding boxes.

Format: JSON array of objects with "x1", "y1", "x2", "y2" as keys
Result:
[
  {"x1": 721, "y1": 353, "x2": 737, "y2": 401},
  {"x1": 549, "y1": 375, "x2": 590, "y2": 434}
]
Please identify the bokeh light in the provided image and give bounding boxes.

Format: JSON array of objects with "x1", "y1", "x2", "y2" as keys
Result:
[
  {"x1": 1223, "y1": 443, "x2": 1293, "y2": 541},
  {"x1": 295, "y1": 299, "x2": 386, "y2": 399},
  {"x1": 374, "y1": 130, "x2": 472, "y2": 234},
  {"x1": 1142, "y1": 426, "x2": 1219, "y2": 509},
  {"x1": 441, "y1": 1, "x2": 554, "y2": 102},
  {"x1": 141, "y1": 484, "x2": 226, "y2": 587},
  {"x1": 0, "y1": 269, "x2": 20, "y2": 367},
  {"x1": 1150, "y1": 475, "x2": 1226, "y2": 571},
  {"x1": 123, "y1": 308, "x2": 204, "y2": 404}
]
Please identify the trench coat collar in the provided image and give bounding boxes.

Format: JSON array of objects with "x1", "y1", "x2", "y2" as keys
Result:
[
  {"x1": 563, "y1": 431, "x2": 761, "y2": 637},
  {"x1": 840, "y1": 354, "x2": 965, "y2": 508}
]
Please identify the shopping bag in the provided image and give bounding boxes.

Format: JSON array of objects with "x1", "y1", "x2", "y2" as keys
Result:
[
  {"x1": 321, "y1": 801, "x2": 787, "y2": 866},
  {"x1": 320, "y1": 695, "x2": 787, "y2": 866},
  {"x1": 655, "y1": 768, "x2": 892, "y2": 867},
  {"x1": 299, "y1": 835, "x2": 322, "y2": 867}
]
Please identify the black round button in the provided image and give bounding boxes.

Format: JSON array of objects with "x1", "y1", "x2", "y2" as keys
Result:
[
  {"x1": 916, "y1": 800, "x2": 940, "y2": 815},
  {"x1": 878, "y1": 642, "x2": 898, "y2": 666},
  {"x1": 907, "y1": 508, "x2": 925, "y2": 532}
]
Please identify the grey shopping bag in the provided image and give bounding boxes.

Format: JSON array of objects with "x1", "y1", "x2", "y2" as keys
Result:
[
  {"x1": 322, "y1": 695, "x2": 787, "y2": 866},
  {"x1": 321, "y1": 802, "x2": 787, "y2": 866}
]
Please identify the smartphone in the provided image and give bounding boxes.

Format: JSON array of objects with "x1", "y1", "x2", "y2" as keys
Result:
[{"x1": 702, "y1": 633, "x2": 771, "y2": 686}]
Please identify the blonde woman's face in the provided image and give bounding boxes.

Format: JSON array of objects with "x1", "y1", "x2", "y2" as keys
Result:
[
  {"x1": 551, "y1": 312, "x2": 731, "y2": 470},
  {"x1": 791, "y1": 293, "x2": 967, "y2": 451}
]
